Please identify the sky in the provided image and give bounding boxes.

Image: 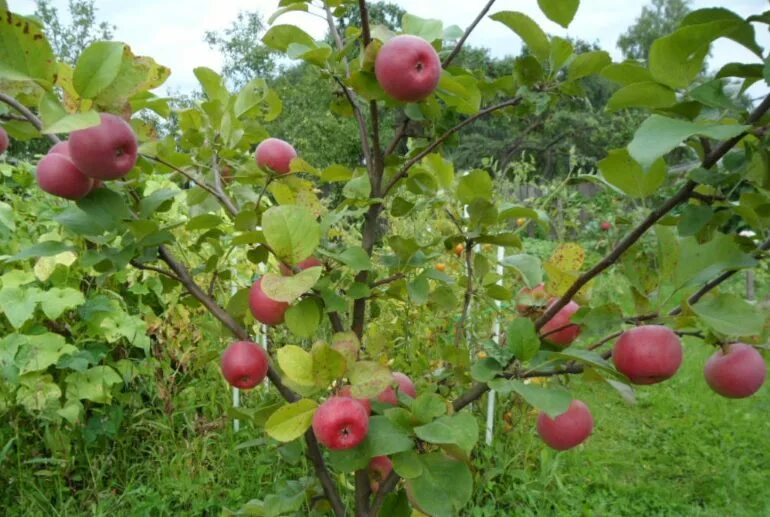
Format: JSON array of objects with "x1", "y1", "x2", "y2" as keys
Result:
[{"x1": 8, "y1": 0, "x2": 770, "y2": 95}]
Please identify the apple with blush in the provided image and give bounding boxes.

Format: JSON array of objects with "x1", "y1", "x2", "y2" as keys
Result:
[
  {"x1": 704, "y1": 342, "x2": 766, "y2": 398},
  {"x1": 249, "y1": 277, "x2": 290, "y2": 326},
  {"x1": 312, "y1": 396, "x2": 370, "y2": 450},
  {"x1": 69, "y1": 113, "x2": 138, "y2": 180},
  {"x1": 374, "y1": 35, "x2": 441, "y2": 103},
  {"x1": 220, "y1": 341, "x2": 269, "y2": 389},
  {"x1": 536, "y1": 399, "x2": 594, "y2": 450}
]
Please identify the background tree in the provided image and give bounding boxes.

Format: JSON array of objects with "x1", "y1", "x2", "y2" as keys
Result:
[
  {"x1": 33, "y1": 0, "x2": 115, "y2": 65},
  {"x1": 617, "y1": 0, "x2": 692, "y2": 60}
]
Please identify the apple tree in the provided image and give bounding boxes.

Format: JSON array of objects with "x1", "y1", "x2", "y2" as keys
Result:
[{"x1": 2, "y1": 1, "x2": 770, "y2": 515}]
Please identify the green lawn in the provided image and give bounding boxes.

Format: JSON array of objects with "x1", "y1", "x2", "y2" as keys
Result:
[{"x1": 4, "y1": 339, "x2": 769, "y2": 516}]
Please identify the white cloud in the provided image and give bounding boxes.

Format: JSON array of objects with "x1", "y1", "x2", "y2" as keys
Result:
[{"x1": 8, "y1": 0, "x2": 770, "y2": 95}]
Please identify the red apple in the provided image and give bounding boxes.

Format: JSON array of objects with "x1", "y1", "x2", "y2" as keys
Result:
[
  {"x1": 374, "y1": 35, "x2": 441, "y2": 103},
  {"x1": 220, "y1": 341, "x2": 269, "y2": 389},
  {"x1": 69, "y1": 113, "x2": 138, "y2": 180},
  {"x1": 36, "y1": 153, "x2": 94, "y2": 200},
  {"x1": 0, "y1": 126, "x2": 8, "y2": 155},
  {"x1": 279, "y1": 256, "x2": 323, "y2": 276},
  {"x1": 249, "y1": 277, "x2": 289, "y2": 326},
  {"x1": 377, "y1": 372, "x2": 417, "y2": 405},
  {"x1": 50, "y1": 141, "x2": 103, "y2": 192},
  {"x1": 536, "y1": 399, "x2": 594, "y2": 450},
  {"x1": 540, "y1": 300, "x2": 581, "y2": 347},
  {"x1": 368, "y1": 456, "x2": 393, "y2": 493},
  {"x1": 704, "y1": 343, "x2": 766, "y2": 398},
  {"x1": 312, "y1": 396, "x2": 370, "y2": 450},
  {"x1": 255, "y1": 137, "x2": 297, "y2": 175},
  {"x1": 600, "y1": 221, "x2": 612, "y2": 231},
  {"x1": 516, "y1": 283, "x2": 547, "y2": 314},
  {"x1": 339, "y1": 385, "x2": 372, "y2": 414},
  {"x1": 612, "y1": 325, "x2": 682, "y2": 385}
]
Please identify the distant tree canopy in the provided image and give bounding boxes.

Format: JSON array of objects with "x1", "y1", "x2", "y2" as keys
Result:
[
  {"x1": 617, "y1": 0, "x2": 692, "y2": 60},
  {"x1": 33, "y1": 0, "x2": 115, "y2": 65}
]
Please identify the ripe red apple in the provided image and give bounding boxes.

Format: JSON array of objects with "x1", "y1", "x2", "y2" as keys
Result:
[
  {"x1": 377, "y1": 372, "x2": 417, "y2": 405},
  {"x1": 612, "y1": 325, "x2": 682, "y2": 385},
  {"x1": 279, "y1": 256, "x2": 322, "y2": 276},
  {"x1": 704, "y1": 343, "x2": 766, "y2": 398},
  {"x1": 516, "y1": 283, "x2": 547, "y2": 314},
  {"x1": 339, "y1": 385, "x2": 372, "y2": 414},
  {"x1": 0, "y1": 126, "x2": 8, "y2": 154},
  {"x1": 368, "y1": 456, "x2": 393, "y2": 493},
  {"x1": 220, "y1": 341, "x2": 269, "y2": 389},
  {"x1": 255, "y1": 137, "x2": 297, "y2": 175},
  {"x1": 49, "y1": 141, "x2": 103, "y2": 191},
  {"x1": 249, "y1": 277, "x2": 289, "y2": 326},
  {"x1": 69, "y1": 113, "x2": 138, "y2": 180},
  {"x1": 536, "y1": 399, "x2": 594, "y2": 450},
  {"x1": 312, "y1": 396, "x2": 370, "y2": 450},
  {"x1": 36, "y1": 153, "x2": 94, "y2": 200},
  {"x1": 600, "y1": 221, "x2": 612, "y2": 231},
  {"x1": 374, "y1": 35, "x2": 441, "y2": 102},
  {"x1": 540, "y1": 300, "x2": 581, "y2": 347}
]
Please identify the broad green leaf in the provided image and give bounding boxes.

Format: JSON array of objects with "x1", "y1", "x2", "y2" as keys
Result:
[
  {"x1": 73, "y1": 41, "x2": 125, "y2": 98},
  {"x1": 17, "y1": 373, "x2": 61, "y2": 412},
  {"x1": 6, "y1": 241, "x2": 75, "y2": 263},
  {"x1": 193, "y1": 67, "x2": 229, "y2": 103},
  {"x1": 606, "y1": 82, "x2": 677, "y2": 112},
  {"x1": 310, "y1": 341, "x2": 347, "y2": 386},
  {"x1": 350, "y1": 361, "x2": 392, "y2": 398},
  {"x1": 490, "y1": 12, "x2": 550, "y2": 64},
  {"x1": 456, "y1": 169, "x2": 493, "y2": 204},
  {"x1": 335, "y1": 246, "x2": 371, "y2": 272},
  {"x1": 365, "y1": 415, "x2": 415, "y2": 456},
  {"x1": 488, "y1": 379, "x2": 571, "y2": 418},
  {"x1": 268, "y1": 2, "x2": 309, "y2": 24},
  {"x1": 422, "y1": 154, "x2": 454, "y2": 190},
  {"x1": 392, "y1": 450, "x2": 424, "y2": 479},
  {"x1": 262, "y1": 24, "x2": 316, "y2": 52},
  {"x1": 406, "y1": 453, "x2": 473, "y2": 516},
  {"x1": 414, "y1": 413, "x2": 478, "y2": 454},
  {"x1": 285, "y1": 298, "x2": 322, "y2": 338},
  {"x1": 262, "y1": 205, "x2": 321, "y2": 264},
  {"x1": 598, "y1": 148, "x2": 667, "y2": 198},
  {"x1": 537, "y1": 0, "x2": 579, "y2": 28},
  {"x1": 691, "y1": 293, "x2": 765, "y2": 337},
  {"x1": 37, "y1": 287, "x2": 85, "y2": 319},
  {"x1": 265, "y1": 399, "x2": 318, "y2": 442},
  {"x1": 568, "y1": 51, "x2": 611, "y2": 81},
  {"x1": 600, "y1": 61, "x2": 653, "y2": 86},
  {"x1": 507, "y1": 319, "x2": 540, "y2": 362},
  {"x1": 0, "y1": 200, "x2": 13, "y2": 231},
  {"x1": 260, "y1": 267, "x2": 322, "y2": 303},
  {"x1": 471, "y1": 357, "x2": 503, "y2": 382},
  {"x1": 139, "y1": 189, "x2": 180, "y2": 218},
  {"x1": 501, "y1": 254, "x2": 543, "y2": 287},
  {"x1": 677, "y1": 205, "x2": 714, "y2": 236},
  {"x1": 321, "y1": 164, "x2": 353, "y2": 182},
  {"x1": 38, "y1": 93, "x2": 101, "y2": 134},
  {"x1": 552, "y1": 349, "x2": 620, "y2": 378},
  {"x1": 0, "y1": 11, "x2": 56, "y2": 84},
  {"x1": 0, "y1": 286, "x2": 41, "y2": 328},
  {"x1": 65, "y1": 365, "x2": 123, "y2": 404},
  {"x1": 549, "y1": 36, "x2": 573, "y2": 72},
  {"x1": 276, "y1": 345, "x2": 315, "y2": 387},
  {"x1": 674, "y1": 233, "x2": 756, "y2": 290},
  {"x1": 681, "y1": 8, "x2": 762, "y2": 57},
  {"x1": 14, "y1": 333, "x2": 77, "y2": 374},
  {"x1": 628, "y1": 115, "x2": 748, "y2": 169},
  {"x1": 402, "y1": 13, "x2": 443, "y2": 42},
  {"x1": 58, "y1": 188, "x2": 131, "y2": 236},
  {"x1": 410, "y1": 393, "x2": 447, "y2": 424}
]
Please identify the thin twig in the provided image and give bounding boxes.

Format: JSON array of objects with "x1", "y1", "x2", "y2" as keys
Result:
[
  {"x1": 129, "y1": 259, "x2": 182, "y2": 282},
  {"x1": 0, "y1": 92, "x2": 60, "y2": 144},
  {"x1": 442, "y1": 0, "x2": 498, "y2": 67}
]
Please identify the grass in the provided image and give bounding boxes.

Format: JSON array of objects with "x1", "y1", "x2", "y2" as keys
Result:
[{"x1": 3, "y1": 340, "x2": 770, "y2": 516}]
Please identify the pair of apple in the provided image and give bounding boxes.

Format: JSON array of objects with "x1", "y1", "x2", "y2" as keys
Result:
[
  {"x1": 517, "y1": 284, "x2": 582, "y2": 347},
  {"x1": 36, "y1": 114, "x2": 138, "y2": 200}
]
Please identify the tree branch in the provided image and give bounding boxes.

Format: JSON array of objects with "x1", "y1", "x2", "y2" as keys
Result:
[
  {"x1": 441, "y1": 0, "x2": 498, "y2": 68},
  {"x1": 0, "y1": 92, "x2": 60, "y2": 144},
  {"x1": 382, "y1": 97, "x2": 522, "y2": 196},
  {"x1": 129, "y1": 259, "x2": 181, "y2": 282},
  {"x1": 455, "y1": 240, "x2": 474, "y2": 347}
]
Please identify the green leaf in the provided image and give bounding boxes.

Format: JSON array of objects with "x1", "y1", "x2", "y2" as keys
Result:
[
  {"x1": 335, "y1": 246, "x2": 371, "y2": 272},
  {"x1": 262, "y1": 24, "x2": 316, "y2": 52},
  {"x1": 501, "y1": 254, "x2": 543, "y2": 287},
  {"x1": 186, "y1": 213, "x2": 222, "y2": 231},
  {"x1": 276, "y1": 345, "x2": 315, "y2": 387},
  {"x1": 37, "y1": 287, "x2": 85, "y2": 320},
  {"x1": 6, "y1": 241, "x2": 75, "y2": 263},
  {"x1": 406, "y1": 453, "x2": 473, "y2": 516},
  {"x1": 488, "y1": 379, "x2": 571, "y2": 418},
  {"x1": 422, "y1": 154, "x2": 454, "y2": 190},
  {"x1": 674, "y1": 234, "x2": 756, "y2": 290},
  {"x1": 677, "y1": 205, "x2": 713, "y2": 236},
  {"x1": 349, "y1": 361, "x2": 392, "y2": 398},
  {"x1": 490, "y1": 12, "x2": 550, "y2": 64},
  {"x1": 471, "y1": 357, "x2": 503, "y2": 382},
  {"x1": 265, "y1": 399, "x2": 318, "y2": 443},
  {"x1": 628, "y1": 115, "x2": 748, "y2": 169},
  {"x1": 392, "y1": 450, "x2": 424, "y2": 479},
  {"x1": 321, "y1": 164, "x2": 353, "y2": 182},
  {"x1": 39, "y1": 94, "x2": 101, "y2": 134},
  {"x1": 0, "y1": 12, "x2": 56, "y2": 84},
  {"x1": 549, "y1": 36, "x2": 573, "y2": 72},
  {"x1": 537, "y1": 0, "x2": 579, "y2": 28},
  {"x1": 260, "y1": 267, "x2": 322, "y2": 303},
  {"x1": 598, "y1": 148, "x2": 667, "y2": 198},
  {"x1": 552, "y1": 349, "x2": 620, "y2": 378},
  {"x1": 331, "y1": 331, "x2": 359, "y2": 368},
  {"x1": 0, "y1": 286, "x2": 40, "y2": 328},
  {"x1": 57, "y1": 188, "x2": 131, "y2": 236},
  {"x1": 414, "y1": 413, "x2": 478, "y2": 454},
  {"x1": 310, "y1": 341, "x2": 347, "y2": 386},
  {"x1": 65, "y1": 366, "x2": 123, "y2": 404},
  {"x1": 507, "y1": 319, "x2": 540, "y2": 362},
  {"x1": 139, "y1": 189, "x2": 180, "y2": 218},
  {"x1": 456, "y1": 169, "x2": 493, "y2": 204},
  {"x1": 73, "y1": 41, "x2": 125, "y2": 98},
  {"x1": 285, "y1": 298, "x2": 322, "y2": 338},
  {"x1": 193, "y1": 67, "x2": 229, "y2": 103},
  {"x1": 17, "y1": 373, "x2": 61, "y2": 412},
  {"x1": 402, "y1": 14, "x2": 443, "y2": 42},
  {"x1": 262, "y1": 205, "x2": 321, "y2": 264},
  {"x1": 364, "y1": 415, "x2": 414, "y2": 456},
  {"x1": 407, "y1": 274, "x2": 430, "y2": 306},
  {"x1": 600, "y1": 61, "x2": 653, "y2": 86},
  {"x1": 410, "y1": 393, "x2": 447, "y2": 424},
  {"x1": 268, "y1": 2, "x2": 309, "y2": 24},
  {"x1": 14, "y1": 333, "x2": 77, "y2": 375},
  {"x1": 606, "y1": 82, "x2": 677, "y2": 112},
  {"x1": 691, "y1": 293, "x2": 765, "y2": 337},
  {"x1": 567, "y1": 51, "x2": 611, "y2": 81}
]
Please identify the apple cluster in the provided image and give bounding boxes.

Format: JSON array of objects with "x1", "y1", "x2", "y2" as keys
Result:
[
  {"x1": 516, "y1": 285, "x2": 767, "y2": 450},
  {"x1": 35, "y1": 113, "x2": 138, "y2": 200}
]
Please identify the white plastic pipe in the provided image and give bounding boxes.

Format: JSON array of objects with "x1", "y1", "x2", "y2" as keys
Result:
[{"x1": 485, "y1": 245, "x2": 505, "y2": 445}]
